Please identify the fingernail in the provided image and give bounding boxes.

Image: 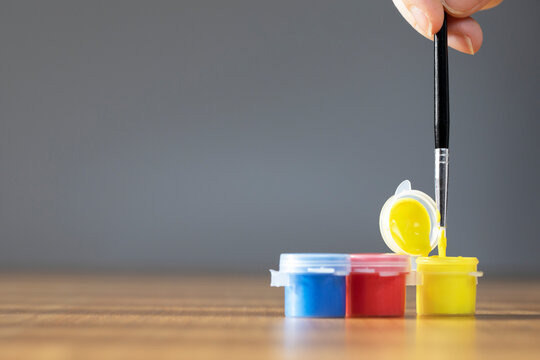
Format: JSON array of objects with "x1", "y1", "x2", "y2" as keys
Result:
[
  {"x1": 464, "y1": 36, "x2": 475, "y2": 54},
  {"x1": 449, "y1": 34, "x2": 476, "y2": 55},
  {"x1": 410, "y1": 6, "x2": 433, "y2": 37}
]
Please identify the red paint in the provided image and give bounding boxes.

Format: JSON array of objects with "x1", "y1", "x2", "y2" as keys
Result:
[{"x1": 346, "y1": 254, "x2": 409, "y2": 317}]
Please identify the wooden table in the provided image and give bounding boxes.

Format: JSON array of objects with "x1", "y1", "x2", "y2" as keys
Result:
[{"x1": 0, "y1": 274, "x2": 538, "y2": 359}]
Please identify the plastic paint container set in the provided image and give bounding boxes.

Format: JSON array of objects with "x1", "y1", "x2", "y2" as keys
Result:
[{"x1": 270, "y1": 181, "x2": 483, "y2": 317}]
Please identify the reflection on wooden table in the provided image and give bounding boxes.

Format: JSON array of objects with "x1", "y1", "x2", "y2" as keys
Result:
[{"x1": 0, "y1": 274, "x2": 538, "y2": 359}]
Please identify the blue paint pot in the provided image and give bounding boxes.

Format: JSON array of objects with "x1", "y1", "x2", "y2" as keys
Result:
[{"x1": 270, "y1": 254, "x2": 350, "y2": 318}]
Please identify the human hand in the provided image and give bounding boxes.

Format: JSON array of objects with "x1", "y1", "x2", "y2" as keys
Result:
[{"x1": 392, "y1": 0, "x2": 503, "y2": 54}]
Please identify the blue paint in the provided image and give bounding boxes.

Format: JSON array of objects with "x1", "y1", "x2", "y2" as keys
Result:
[
  {"x1": 270, "y1": 253, "x2": 350, "y2": 318},
  {"x1": 285, "y1": 273, "x2": 346, "y2": 317}
]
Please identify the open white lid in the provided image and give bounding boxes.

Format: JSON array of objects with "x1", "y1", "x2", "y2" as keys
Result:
[{"x1": 379, "y1": 180, "x2": 442, "y2": 256}]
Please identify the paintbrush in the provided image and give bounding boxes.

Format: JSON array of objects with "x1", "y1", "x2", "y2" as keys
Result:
[{"x1": 434, "y1": 13, "x2": 449, "y2": 257}]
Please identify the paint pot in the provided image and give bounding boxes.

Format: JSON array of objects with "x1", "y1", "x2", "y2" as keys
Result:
[
  {"x1": 416, "y1": 256, "x2": 482, "y2": 316},
  {"x1": 379, "y1": 180, "x2": 483, "y2": 316},
  {"x1": 346, "y1": 253, "x2": 410, "y2": 317},
  {"x1": 270, "y1": 254, "x2": 350, "y2": 317}
]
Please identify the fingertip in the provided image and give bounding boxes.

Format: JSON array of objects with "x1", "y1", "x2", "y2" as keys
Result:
[
  {"x1": 443, "y1": 0, "x2": 493, "y2": 18},
  {"x1": 429, "y1": 5, "x2": 445, "y2": 36},
  {"x1": 416, "y1": 0, "x2": 445, "y2": 38},
  {"x1": 392, "y1": 0, "x2": 444, "y2": 39},
  {"x1": 447, "y1": 16, "x2": 483, "y2": 55}
]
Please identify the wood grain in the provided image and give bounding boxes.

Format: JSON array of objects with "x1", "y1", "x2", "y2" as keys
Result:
[{"x1": 0, "y1": 274, "x2": 538, "y2": 359}]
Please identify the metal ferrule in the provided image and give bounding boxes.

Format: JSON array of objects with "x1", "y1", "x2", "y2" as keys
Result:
[{"x1": 435, "y1": 148, "x2": 449, "y2": 228}]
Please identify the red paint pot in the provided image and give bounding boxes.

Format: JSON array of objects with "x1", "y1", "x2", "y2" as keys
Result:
[{"x1": 346, "y1": 254, "x2": 410, "y2": 317}]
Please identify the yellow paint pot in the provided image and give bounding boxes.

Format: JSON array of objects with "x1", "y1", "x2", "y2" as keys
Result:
[
  {"x1": 416, "y1": 256, "x2": 482, "y2": 316},
  {"x1": 380, "y1": 180, "x2": 484, "y2": 316}
]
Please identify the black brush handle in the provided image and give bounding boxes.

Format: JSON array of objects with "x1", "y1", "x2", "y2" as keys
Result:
[{"x1": 434, "y1": 13, "x2": 449, "y2": 149}]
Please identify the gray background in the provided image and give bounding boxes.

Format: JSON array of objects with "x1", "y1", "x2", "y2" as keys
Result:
[{"x1": 1, "y1": 1, "x2": 538, "y2": 275}]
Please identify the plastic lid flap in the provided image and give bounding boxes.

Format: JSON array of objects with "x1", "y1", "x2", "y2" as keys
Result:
[
  {"x1": 269, "y1": 270, "x2": 289, "y2": 287},
  {"x1": 379, "y1": 180, "x2": 440, "y2": 256}
]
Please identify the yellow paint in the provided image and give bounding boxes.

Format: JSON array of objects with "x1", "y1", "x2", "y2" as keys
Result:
[
  {"x1": 416, "y1": 256, "x2": 479, "y2": 315},
  {"x1": 438, "y1": 228, "x2": 447, "y2": 257},
  {"x1": 389, "y1": 198, "x2": 432, "y2": 256}
]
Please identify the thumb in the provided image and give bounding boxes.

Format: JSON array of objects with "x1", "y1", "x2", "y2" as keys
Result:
[{"x1": 392, "y1": 0, "x2": 445, "y2": 39}]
